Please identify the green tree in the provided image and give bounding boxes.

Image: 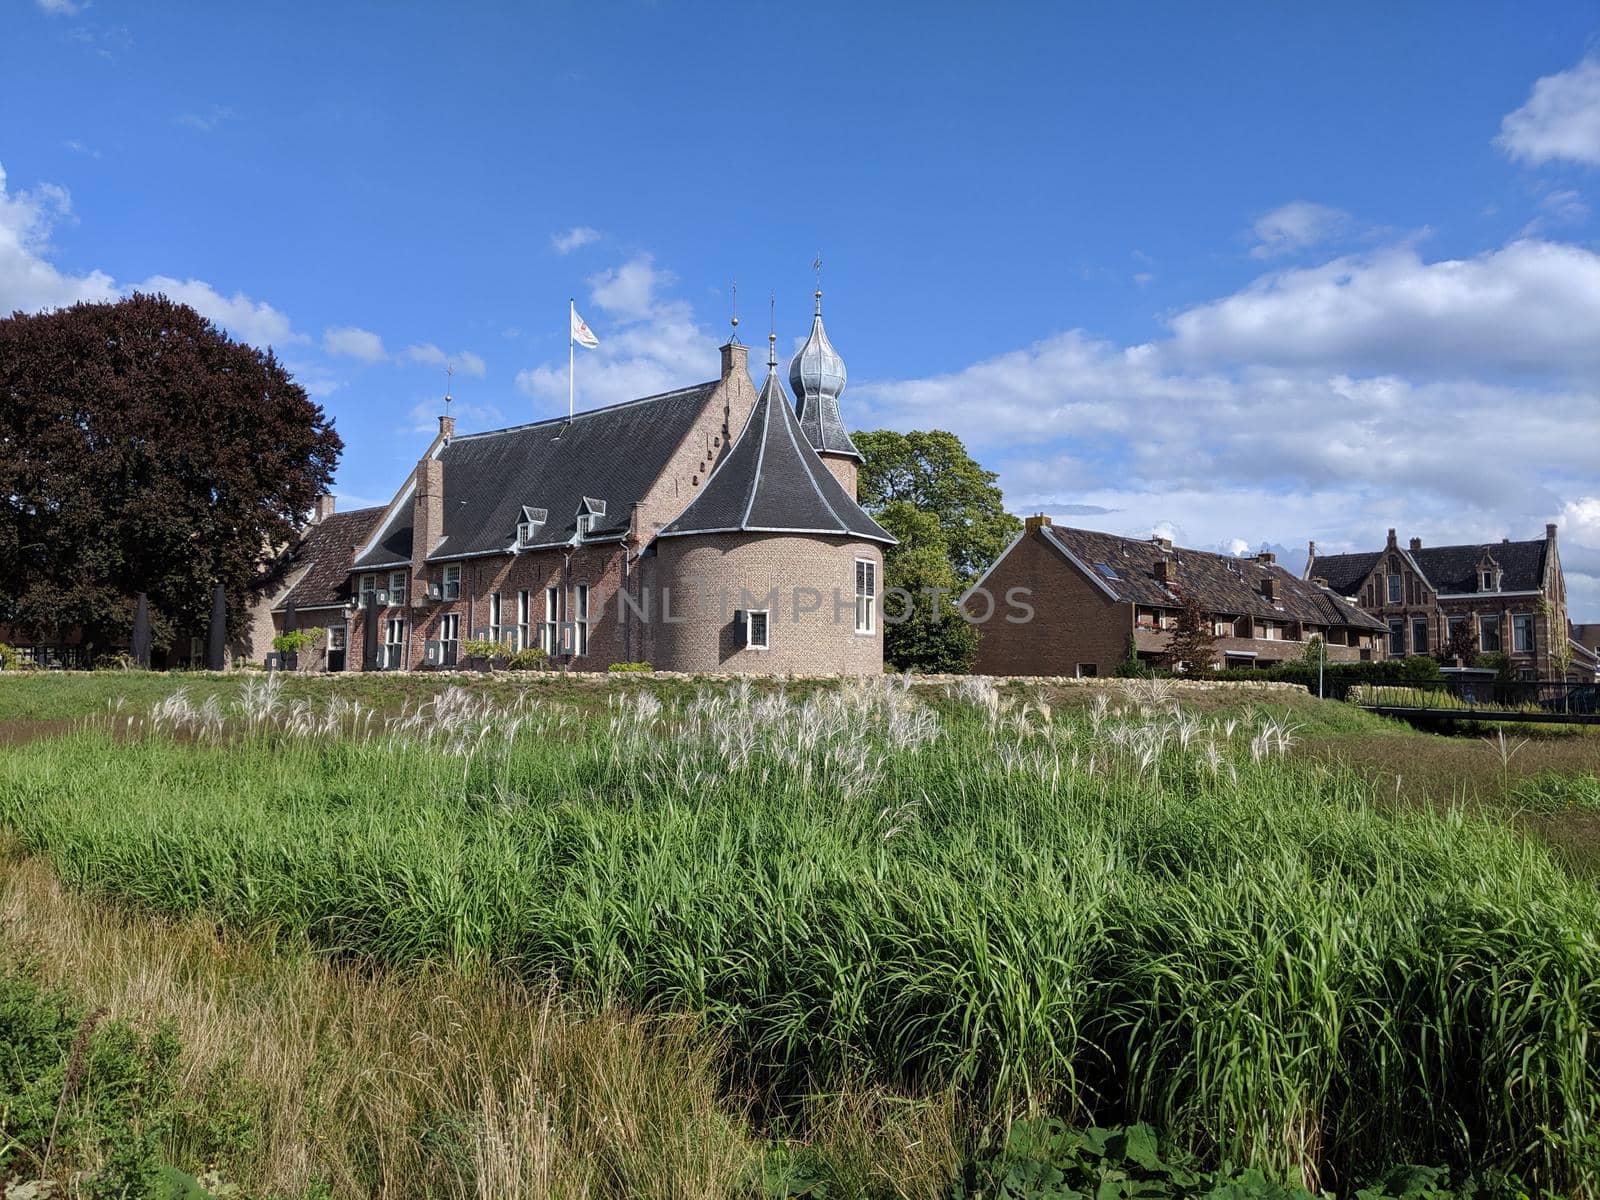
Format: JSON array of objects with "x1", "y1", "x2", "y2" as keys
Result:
[
  {"x1": 0, "y1": 295, "x2": 341, "y2": 658},
  {"x1": 855, "y1": 430, "x2": 1021, "y2": 586},
  {"x1": 1443, "y1": 618, "x2": 1478, "y2": 667},
  {"x1": 875, "y1": 500, "x2": 978, "y2": 673},
  {"x1": 1163, "y1": 590, "x2": 1218, "y2": 672}
]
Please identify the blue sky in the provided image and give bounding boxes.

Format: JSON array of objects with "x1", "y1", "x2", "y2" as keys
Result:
[{"x1": 5, "y1": 2, "x2": 1600, "y2": 617}]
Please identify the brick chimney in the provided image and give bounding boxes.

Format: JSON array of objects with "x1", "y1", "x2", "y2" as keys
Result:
[
  {"x1": 1024, "y1": 513, "x2": 1052, "y2": 532},
  {"x1": 1151, "y1": 533, "x2": 1173, "y2": 552},
  {"x1": 1409, "y1": 537, "x2": 1422, "y2": 551},
  {"x1": 438, "y1": 413, "x2": 455, "y2": 443},
  {"x1": 1386, "y1": 528, "x2": 1398, "y2": 549},
  {"x1": 1547, "y1": 523, "x2": 1558, "y2": 542},
  {"x1": 1261, "y1": 576, "x2": 1280, "y2": 601},
  {"x1": 720, "y1": 340, "x2": 748, "y2": 380},
  {"x1": 1256, "y1": 550, "x2": 1276, "y2": 567},
  {"x1": 1155, "y1": 558, "x2": 1176, "y2": 584},
  {"x1": 1310, "y1": 575, "x2": 1329, "y2": 588},
  {"x1": 411, "y1": 457, "x2": 444, "y2": 602},
  {"x1": 313, "y1": 493, "x2": 336, "y2": 523}
]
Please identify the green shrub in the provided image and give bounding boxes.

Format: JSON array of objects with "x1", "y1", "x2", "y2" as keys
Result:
[
  {"x1": 270, "y1": 629, "x2": 321, "y2": 656},
  {"x1": 460, "y1": 637, "x2": 511, "y2": 663},
  {"x1": 505, "y1": 647, "x2": 549, "y2": 671},
  {"x1": 607, "y1": 661, "x2": 653, "y2": 673},
  {"x1": 0, "y1": 641, "x2": 20, "y2": 670}
]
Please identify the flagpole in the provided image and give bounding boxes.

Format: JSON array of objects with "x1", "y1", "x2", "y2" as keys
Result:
[{"x1": 568, "y1": 297, "x2": 575, "y2": 419}]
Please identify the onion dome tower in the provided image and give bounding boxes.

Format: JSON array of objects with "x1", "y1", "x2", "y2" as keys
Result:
[{"x1": 789, "y1": 288, "x2": 864, "y2": 498}]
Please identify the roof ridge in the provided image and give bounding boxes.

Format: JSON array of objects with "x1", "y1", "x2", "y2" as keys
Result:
[{"x1": 447, "y1": 380, "x2": 718, "y2": 443}]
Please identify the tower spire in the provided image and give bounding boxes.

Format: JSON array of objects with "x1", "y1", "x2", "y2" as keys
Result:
[{"x1": 767, "y1": 290, "x2": 777, "y2": 370}]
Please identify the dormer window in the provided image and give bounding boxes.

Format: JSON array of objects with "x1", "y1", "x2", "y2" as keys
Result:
[
  {"x1": 515, "y1": 506, "x2": 548, "y2": 547},
  {"x1": 575, "y1": 496, "x2": 607, "y2": 540},
  {"x1": 1481, "y1": 569, "x2": 1494, "y2": 591}
]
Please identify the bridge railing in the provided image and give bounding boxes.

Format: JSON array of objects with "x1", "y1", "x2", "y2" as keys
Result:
[{"x1": 1351, "y1": 678, "x2": 1599, "y2": 715}]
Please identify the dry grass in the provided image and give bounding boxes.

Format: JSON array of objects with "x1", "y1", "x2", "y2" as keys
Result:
[{"x1": 0, "y1": 844, "x2": 759, "y2": 1199}]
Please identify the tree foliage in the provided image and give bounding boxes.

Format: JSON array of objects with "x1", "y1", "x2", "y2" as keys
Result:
[
  {"x1": 874, "y1": 500, "x2": 978, "y2": 673},
  {"x1": 0, "y1": 294, "x2": 341, "y2": 655},
  {"x1": 1443, "y1": 618, "x2": 1478, "y2": 667},
  {"x1": 1163, "y1": 589, "x2": 1218, "y2": 672},
  {"x1": 854, "y1": 429, "x2": 1021, "y2": 586}
]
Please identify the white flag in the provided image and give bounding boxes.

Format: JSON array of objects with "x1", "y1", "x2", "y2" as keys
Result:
[{"x1": 571, "y1": 308, "x2": 599, "y2": 349}]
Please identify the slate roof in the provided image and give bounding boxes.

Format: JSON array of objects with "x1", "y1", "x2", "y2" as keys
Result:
[
  {"x1": 273, "y1": 507, "x2": 385, "y2": 612},
  {"x1": 1040, "y1": 525, "x2": 1388, "y2": 632},
  {"x1": 352, "y1": 382, "x2": 722, "y2": 569},
  {"x1": 658, "y1": 368, "x2": 893, "y2": 543},
  {"x1": 789, "y1": 301, "x2": 863, "y2": 461},
  {"x1": 1313, "y1": 537, "x2": 1549, "y2": 596}
]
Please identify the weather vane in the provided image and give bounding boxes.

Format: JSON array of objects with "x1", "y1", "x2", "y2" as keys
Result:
[
  {"x1": 444, "y1": 362, "x2": 453, "y2": 415},
  {"x1": 730, "y1": 278, "x2": 740, "y2": 341}
]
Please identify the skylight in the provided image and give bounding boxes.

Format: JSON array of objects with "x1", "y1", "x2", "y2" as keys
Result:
[{"x1": 1095, "y1": 562, "x2": 1120, "y2": 580}]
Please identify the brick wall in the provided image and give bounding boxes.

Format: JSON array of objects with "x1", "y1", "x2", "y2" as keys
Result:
[
  {"x1": 967, "y1": 528, "x2": 1131, "y2": 677},
  {"x1": 645, "y1": 533, "x2": 884, "y2": 674}
]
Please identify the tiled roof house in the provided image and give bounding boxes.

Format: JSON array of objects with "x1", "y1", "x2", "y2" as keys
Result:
[{"x1": 265, "y1": 299, "x2": 893, "y2": 674}]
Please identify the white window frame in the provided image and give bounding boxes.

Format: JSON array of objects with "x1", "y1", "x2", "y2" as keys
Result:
[
  {"x1": 359, "y1": 573, "x2": 377, "y2": 603},
  {"x1": 516, "y1": 590, "x2": 530, "y2": 653},
  {"x1": 543, "y1": 586, "x2": 559, "y2": 653},
  {"x1": 487, "y1": 591, "x2": 502, "y2": 645},
  {"x1": 572, "y1": 584, "x2": 590, "y2": 656},
  {"x1": 1512, "y1": 613, "x2": 1535, "y2": 654},
  {"x1": 746, "y1": 608, "x2": 770, "y2": 650},
  {"x1": 1386, "y1": 573, "x2": 1402, "y2": 604},
  {"x1": 326, "y1": 625, "x2": 346, "y2": 652},
  {"x1": 442, "y1": 564, "x2": 461, "y2": 600},
  {"x1": 389, "y1": 570, "x2": 408, "y2": 606},
  {"x1": 854, "y1": 558, "x2": 876, "y2": 635},
  {"x1": 383, "y1": 617, "x2": 407, "y2": 670},
  {"x1": 1481, "y1": 570, "x2": 1494, "y2": 592},
  {"x1": 438, "y1": 612, "x2": 460, "y2": 666}
]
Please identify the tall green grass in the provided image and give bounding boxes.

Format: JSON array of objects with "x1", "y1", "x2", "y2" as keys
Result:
[{"x1": 1, "y1": 677, "x2": 1596, "y2": 1194}]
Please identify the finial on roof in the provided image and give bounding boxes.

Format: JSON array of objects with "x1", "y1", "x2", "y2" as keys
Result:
[
  {"x1": 444, "y1": 362, "x2": 453, "y2": 414},
  {"x1": 767, "y1": 290, "x2": 777, "y2": 369},
  {"x1": 728, "y1": 278, "x2": 741, "y2": 342},
  {"x1": 812, "y1": 251, "x2": 823, "y2": 315}
]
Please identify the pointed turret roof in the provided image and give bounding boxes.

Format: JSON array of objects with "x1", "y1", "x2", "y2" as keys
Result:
[
  {"x1": 658, "y1": 346, "x2": 892, "y2": 543},
  {"x1": 789, "y1": 290, "x2": 863, "y2": 461}
]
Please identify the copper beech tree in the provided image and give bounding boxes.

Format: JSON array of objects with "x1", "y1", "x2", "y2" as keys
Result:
[{"x1": 0, "y1": 294, "x2": 341, "y2": 658}]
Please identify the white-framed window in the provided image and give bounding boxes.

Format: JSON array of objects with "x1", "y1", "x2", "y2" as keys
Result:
[
  {"x1": 1479, "y1": 614, "x2": 1502, "y2": 652},
  {"x1": 383, "y1": 617, "x2": 407, "y2": 670},
  {"x1": 1075, "y1": 662, "x2": 1097, "y2": 678},
  {"x1": 442, "y1": 564, "x2": 461, "y2": 600},
  {"x1": 746, "y1": 608, "x2": 770, "y2": 650},
  {"x1": 1411, "y1": 617, "x2": 1430, "y2": 654},
  {"x1": 1481, "y1": 569, "x2": 1495, "y2": 592},
  {"x1": 575, "y1": 513, "x2": 594, "y2": 539},
  {"x1": 1386, "y1": 573, "x2": 1402, "y2": 604},
  {"x1": 572, "y1": 584, "x2": 590, "y2": 656},
  {"x1": 543, "y1": 586, "x2": 559, "y2": 653},
  {"x1": 854, "y1": 559, "x2": 876, "y2": 634},
  {"x1": 1260, "y1": 620, "x2": 1279, "y2": 641},
  {"x1": 439, "y1": 613, "x2": 460, "y2": 666},
  {"x1": 516, "y1": 590, "x2": 530, "y2": 652},
  {"x1": 326, "y1": 625, "x2": 346, "y2": 651},
  {"x1": 1512, "y1": 613, "x2": 1535, "y2": 653},
  {"x1": 487, "y1": 591, "x2": 502, "y2": 644},
  {"x1": 359, "y1": 573, "x2": 377, "y2": 604},
  {"x1": 386, "y1": 570, "x2": 406, "y2": 606},
  {"x1": 1212, "y1": 619, "x2": 1231, "y2": 637}
]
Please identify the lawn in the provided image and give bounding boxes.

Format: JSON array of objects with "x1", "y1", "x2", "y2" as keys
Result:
[{"x1": 0, "y1": 672, "x2": 1596, "y2": 1198}]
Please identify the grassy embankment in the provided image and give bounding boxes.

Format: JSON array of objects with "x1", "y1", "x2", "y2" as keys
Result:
[{"x1": 1, "y1": 673, "x2": 1597, "y2": 1197}]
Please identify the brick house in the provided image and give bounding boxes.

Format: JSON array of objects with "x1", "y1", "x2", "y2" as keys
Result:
[
  {"x1": 963, "y1": 516, "x2": 1387, "y2": 677},
  {"x1": 1569, "y1": 624, "x2": 1600, "y2": 682},
  {"x1": 267, "y1": 301, "x2": 893, "y2": 674},
  {"x1": 1305, "y1": 526, "x2": 1584, "y2": 680}
]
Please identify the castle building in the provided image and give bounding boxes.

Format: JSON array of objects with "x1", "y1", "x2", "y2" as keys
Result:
[{"x1": 265, "y1": 295, "x2": 893, "y2": 674}]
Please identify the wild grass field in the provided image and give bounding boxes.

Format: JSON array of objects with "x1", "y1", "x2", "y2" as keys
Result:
[{"x1": 0, "y1": 672, "x2": 1596, "y2": 1199}]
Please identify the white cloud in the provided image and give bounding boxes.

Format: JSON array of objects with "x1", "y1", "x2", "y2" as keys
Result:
[
  {"x1": 1498, "y1": 55, "x2": 1600, "y2": 167},
  {"x1": 142, "y1": 276, "x2": 299, "y2": 345},
  {"x1": 1167, "y1": 239, "x2": 1600, "y2": 375},
  {"x1": 406, "y1": 397, "x2": 503, "y2": 435},
  {"x1": 176, "y1": 105, "x2": 236, "y2": 133},
  {"x1": 322, "y1": 325, "x2": 387, "y2": 362},
  {"x1": 402, "y1": 342, "x2": 487, "y2": 376},
  {"x1": 1249, "y1": 201, "x2": 1351, "y2": 258},
  {"x1": 36, "y1": 0, "x2": 87, "y2": 14},
  {"x1": 62, "y1": 140, "x2": 100, "y2": 158},
  {"x1": 550, "y1": 226, "x2": 601, "y2": 254},
  {"x1": 516, "y1": 252, "x2": 718, "y2": 411}
]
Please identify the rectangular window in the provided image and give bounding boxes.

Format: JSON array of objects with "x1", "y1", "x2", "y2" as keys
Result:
[
  {"x1": 487, "y1": 592, "x2": 502, "y2": 645},
  {"x1": 1480, "y1": 614, "x2": 1502, "y2": 652},
  {"x1": 442, "y1": 564, "x2": 461, "y2": 600},
  {"x1": 1481, "y1": 570, "x2": 1493, "y2": 591},
  {"x1": 1387, "y1": 574, "x2": 1402, "y2": 604},
  {"x1": 855, "y1": 558, "x2": 877, "y2": 634},
  {"x1": 438, "y1": 613, "x2": 459, "y2": 666},
  {"x1": 359, "y1": 573, "x2": 377, "y2": 603},
  {"x1": 1388, "y1": 618, "x2": 1405, "y2": 656},
  {"x1": 516, "y1": 590, "x2": 530, "y2": 653},
  {"x1": 1075, "y1": 662, "x2": 1097, "y2": 678},
  {"x1": 572, "y1": 584, "x2": 590, "y2": 656},
  {"x1": 389, "y1": 570, "x2": 408, "y2": 606},
  {"x1": 746, "y1": 609, "x2": 770, "y2": 650},
  {"x1": 543, "y1": 586, "x2": 559, "y2": 653},
  {"x1": 383, "y1": 618, "x2": 406, "y2": 670},
  {"x1": 1212, "y1": 620, "x2": 1231, "y2": 637},
  {"x1": 1411, "y1": 617, "x2": 1429, "y2": 654},
  {"x1": 1513, "y1": 613, "x2": 1535, "y2": 653},
  {"x1": 326, "y1": 625, "x2": 346, "y2": 651}
]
